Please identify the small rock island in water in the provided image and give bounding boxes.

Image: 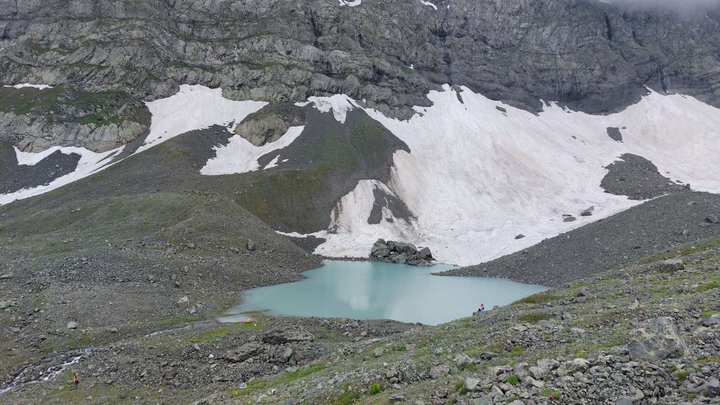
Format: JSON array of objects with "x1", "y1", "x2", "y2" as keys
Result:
[{"x1": 370, "y1": 239, "x2": 434, "y2": 266}]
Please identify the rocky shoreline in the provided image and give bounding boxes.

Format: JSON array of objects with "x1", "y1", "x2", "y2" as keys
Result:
[{"x1": 2, "y1": 232, "x2": 718, "y2": 404}]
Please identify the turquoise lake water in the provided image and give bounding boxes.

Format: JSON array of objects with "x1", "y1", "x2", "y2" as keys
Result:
[{"x1": 220, "y1": 260, "x2": 547, "y2": 326}]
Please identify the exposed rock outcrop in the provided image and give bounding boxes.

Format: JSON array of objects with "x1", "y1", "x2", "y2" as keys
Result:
[
  {"x1": 0, "y1": 87, "x2": 150, "y2": 152},
  {"x1": 235, "y1": 104, "x2": 306, "y2": 147},
  {"x1": 370, "y1": 239, "x2": 434, "y2": 266},
  {"x1": 1, "y1": 0, "x2": 720, "y2": 151}
]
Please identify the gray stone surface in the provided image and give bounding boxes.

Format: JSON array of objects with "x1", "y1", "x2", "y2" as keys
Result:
[
  {"x1": 0, "y1": 142, "x2": 81, "y2": 194},
  {"x1": 601, "y1": 154, "x2": 687, "y2": 200},
  {"x1": 370, "y1": 239, "x2": 434, "y2": 266},
  {"x1": 607, "y1": 127, "x2": 623, "y2": 142},
  {"x1": 1, "y1": 0, "x2": 720, "y2": 150},
  {"x1": 445, "y1": 191, "x2": 720, "y2": 286},
  {"x1": 235, "y1": 104, "x2": 306, "y2": 147},
  {"x1": 628, "y1": 317, "x2": 690, "y2": 362}
]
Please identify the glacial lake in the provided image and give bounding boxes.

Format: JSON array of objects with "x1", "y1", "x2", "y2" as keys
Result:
[{"x1": 220, "y1": 260, "x2": 547, "y2": 326}]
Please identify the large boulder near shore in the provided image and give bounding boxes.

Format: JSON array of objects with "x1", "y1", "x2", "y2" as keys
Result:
[
  {"x1": 370, "y1": 239, "x2": 434, "y2": 266},
  {"x1": 628, "y1": 317, "x2": 690, "y2": 362}
]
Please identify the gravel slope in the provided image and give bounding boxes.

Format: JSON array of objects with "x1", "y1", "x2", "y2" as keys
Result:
[{"x1": 444, "y1": 191, "x2": 720, "y2": 286}]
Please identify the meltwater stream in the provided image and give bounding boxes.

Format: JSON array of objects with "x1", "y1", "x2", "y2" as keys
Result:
[{"x1": 221, "y1": 261, "x2": 547, "y2": 325}]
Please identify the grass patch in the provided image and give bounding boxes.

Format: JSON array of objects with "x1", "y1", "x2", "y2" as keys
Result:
[
  {"x1": 285, "y1": 363, "x2": 327, "y2": 381},
  {"x1": 506, "y1": 375, "x2": 520, "y2": 385},
  {"x1": 639, "y1": 237, "x2": 720, "y2": 264},
  {"x1": 185, "y1": 321, "x2": 263, "y2": 346},
  {"x1": 335, "y1": 390, "x2": 361, "y2": 405},
  {"x1": 369, "y1": 383, "x2": 383, "y2": 395},
  {"x1": 696, "y1": 356, "x2": 720, "y2": 366},
  {"x1": 135, "y1": 315, "x2": 202, "y2": 329},
  {"x1": 517, "y1": 312, "x2": 551, "y2": 323},
  {"x1": 453, "y1": 381, "x2": 468, "y2": 395},
  {"x1": 515, "y1": 292, "x2": 565, "y2": 305},
  {"x1": 510, "y1": 345, "x2": 524, "y2": 356},
  {"x1": 698, "y1": 282, "x2": 720, "y2": 292},
  {"x1": 227, "y1": 380, "x2": 270, "y2": 397},
  {"x1": 541, "y1": 387, "x2": 562, "y2": 400},
  {"x1": 227, "y1": 363, "x2": 327, "y2": 398},
  {"x1": 674, "y1": 370, "x2": 691, "y2": 381}
]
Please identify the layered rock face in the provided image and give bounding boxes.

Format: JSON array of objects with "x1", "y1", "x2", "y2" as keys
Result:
[{"x1": 1, "y1": 0, "x2": 720, "y2": 150}]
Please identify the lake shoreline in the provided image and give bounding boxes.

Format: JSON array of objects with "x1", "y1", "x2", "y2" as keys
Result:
[{"x1": 221, "y1": 260, "x2": 547, "y2": 326}]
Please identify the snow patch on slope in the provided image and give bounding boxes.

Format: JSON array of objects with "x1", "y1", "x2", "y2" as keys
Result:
[
  {"x1": 318, "y1": 180, "x2": 420, "y2": 257},
  {"x1": 338, "y1": 0, "x2": 363, "y2": 6},
  {"x1": 0, "y1": 85, "x2": 271, "y2": 205},
  {"x1": 298, "y1": 94, "x2": 357, "y2": 124},
  {"x1": 200, "y1": 126, "x2": 305, "y2": 175},
  {"x1": 306, "y1": 86, "x2": 720, "y2": 266},
  {"x1": 0, "y1": 147, "x2": 122, "y2": 205},
  {"x1": 138, "y1": 85, "x2": 267, "y2": 153},
  {"x1": 3, "y1": 83, "x2": 53, "y2": 90},
  {"x1": 420, "y1": 0, "x2": 438, "y2": 10}
]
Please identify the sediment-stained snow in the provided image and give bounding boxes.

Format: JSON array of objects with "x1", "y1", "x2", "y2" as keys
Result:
[
  {"x1": 138, "y1": 85, "x2": 267, "y2": 153},
  {"x1": 0, "y1": 147, "x2": 122, "y2": 205},
  {"x1": 200, "y1": 126, "x2": 305, "y2": 175},
  {"x1": 3, "y1": 83, "x2": 53, "y2": 90},
  {"x1": 306, "y1": 86, "x2": 720, "y2": 266}
]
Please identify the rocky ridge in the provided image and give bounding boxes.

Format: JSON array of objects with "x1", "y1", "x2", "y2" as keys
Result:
[{"x1": 2, "y1": 0, "x2": 720, "y2": 149}]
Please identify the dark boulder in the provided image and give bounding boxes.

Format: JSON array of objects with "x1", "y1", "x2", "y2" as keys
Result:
[{"x1": 370, "y1": 239, "x2": 434, "y2": 266}]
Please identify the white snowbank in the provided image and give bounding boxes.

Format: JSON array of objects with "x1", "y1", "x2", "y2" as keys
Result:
[
  {"x1": 3, "y1": 83, "x2": 54, "y2": 90},
  {"x1": 323, "y1": 179, "x2": 419, "y2": 242},
  {"x1": 420, "y1": 0, "x2": 438, "y2": 10},
  {"x1": 1, "y1": 85, "x2": 270, "y2": 205},
  {"x1": 200, "y1": 126, "x2": 305, "y2": 175},
  {"x1": 339, "y1": 0, "x2": 363, "y2": 6},
  {"x1": 298, "y1": 94, "x2": 357, "y2": 124},
  {"x1": 138, "y1": 85, "x2": 267, "y2": 153},
  {"x1": 4, "y1": 81, "x2": 720, "y2": 270},
  {"x1": 305, "y1": 86, "x2": 720, "y2": 266},
  {"x1": 0, "y1": 147, "x2": 122, "y2": 205}
]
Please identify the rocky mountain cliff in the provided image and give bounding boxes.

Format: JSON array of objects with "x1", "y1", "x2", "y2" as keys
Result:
[
  {"x1": 2, "y1": 2, "x2": 720, "y2": 403},
  {"x1": 1, "y1": 0, "x2": 720, "y2": 151}
]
